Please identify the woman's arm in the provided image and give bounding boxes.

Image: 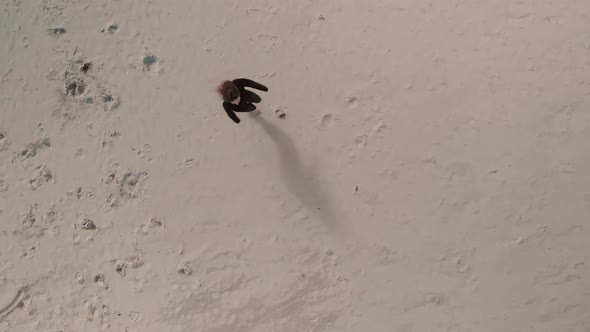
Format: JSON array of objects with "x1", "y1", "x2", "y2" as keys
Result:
[
  {"x1": 223, "y1": 102, "x2": 241, "y2": 123},
  {"x1": 233, "y1": 78, "x2": 268, "y2": 92}
]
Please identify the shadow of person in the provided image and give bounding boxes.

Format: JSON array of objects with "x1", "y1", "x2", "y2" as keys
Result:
[{"x1": 250, "y1": 114, "x2": 344, "y2": 235}]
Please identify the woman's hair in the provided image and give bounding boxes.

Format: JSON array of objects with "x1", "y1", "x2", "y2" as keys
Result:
[{"x1": 217, "y1": 80, "x2": 239, "y2": 102}]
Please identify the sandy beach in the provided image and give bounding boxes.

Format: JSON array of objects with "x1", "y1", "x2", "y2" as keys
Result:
[{"x1": 1, "y1": 1, "x2": 590, "y2": 331}]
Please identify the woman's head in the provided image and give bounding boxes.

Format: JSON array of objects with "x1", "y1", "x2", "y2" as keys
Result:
[{"x1": 217, "y1": 81, "x2": 240, "y2": 104}]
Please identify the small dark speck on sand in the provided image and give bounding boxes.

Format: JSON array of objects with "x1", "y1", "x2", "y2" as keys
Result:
[
  {"x1": 102, "y1": 24, "x2": 118, "y2": 34},
  {"x1": 143, "y1": 55, "x2": 157, "y2": 66},
  {"x1": 50, "y1": 27, "x2": 66, "y2": 36},
  {"x1": 81, "y1": 62, "x2": 92, "y2": 73}
]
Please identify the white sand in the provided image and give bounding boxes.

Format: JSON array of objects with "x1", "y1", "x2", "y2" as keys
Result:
[{"x1": 1, "y1": 1, "x2": 590, "y2": 331}]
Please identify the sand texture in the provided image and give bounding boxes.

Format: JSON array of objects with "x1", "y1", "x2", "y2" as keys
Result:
[{"x1": 1, "y1": 1, "x2": 590, "y2": 331}]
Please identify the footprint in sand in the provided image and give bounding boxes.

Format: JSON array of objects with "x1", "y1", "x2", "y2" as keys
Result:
[
  {"x1": 320, "y1": 113, "x2": 335, "y2": 127},
  {"x1": 118, "y1": 170, "x2": 148, "y2": 200},
  {"x1": 48, "y1": 27, "x2": 66, "y2": 37},
  {"x1": 19, "y1": 137, "x2": 51, "y2": 159},
  {"x1": 346, "y1": 96, "x2": 359, "y2": 108},
  {"x1": 28, "y1": 164, "x2": 54, "y2": 191},
  {"x1": 0, "y1": 131, "x2": 8, "y2": 152},
  {"x1": 0, "y1": 280, "x2": 26, "y2": 320}
]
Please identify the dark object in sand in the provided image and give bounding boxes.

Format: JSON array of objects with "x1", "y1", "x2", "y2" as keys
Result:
[{"x1": 81, "y1": 62, "x2": 92, "y2": 73}]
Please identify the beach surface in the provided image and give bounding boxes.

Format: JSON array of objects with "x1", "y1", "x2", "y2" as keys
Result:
[{"x1": 1, "y1": 1, "x2": 590, "y2": 331}]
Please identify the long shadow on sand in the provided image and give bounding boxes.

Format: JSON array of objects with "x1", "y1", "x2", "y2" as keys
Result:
[{"x1": 250, "y1": 114, "x2": 343, "y2": 233}]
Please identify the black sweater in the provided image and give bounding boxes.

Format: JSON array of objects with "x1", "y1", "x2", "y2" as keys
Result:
[{"x1": 222, "y1": 78, "x2": 268, "y2": 124}]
